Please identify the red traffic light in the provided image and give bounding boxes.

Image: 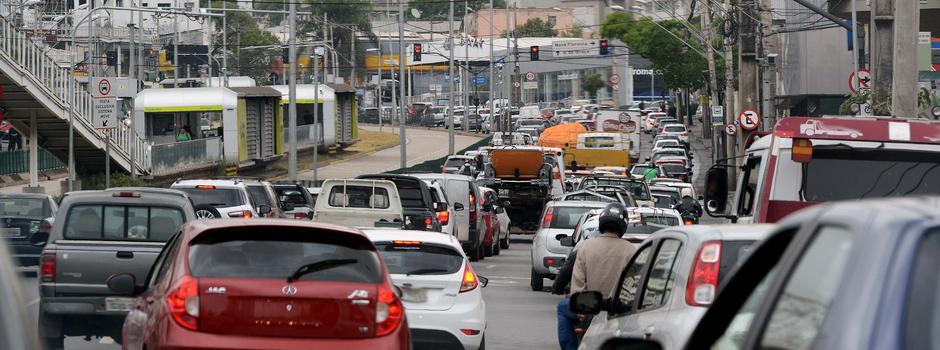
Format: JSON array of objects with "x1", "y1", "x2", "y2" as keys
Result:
[
  {"x1": 414, "y1": 43, "x2": 422, "y2": 52},
  {"x1": 530, "y1": 46, "x2": 539, "y2": 53},
  {"x1": 599, "y1": 39, "x2": 609, "y2": 55},
  {"x1": 529, "y1": 45, "x2": 540, "y2": 61}
]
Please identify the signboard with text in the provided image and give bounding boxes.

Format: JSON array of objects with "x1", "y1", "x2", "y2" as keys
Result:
[
  {"x1": 93, "y1": 97, "x2": 118, "y2": 129},
  {"x1": 552, "y1": 39, "x2": 600, "y2": 58}
]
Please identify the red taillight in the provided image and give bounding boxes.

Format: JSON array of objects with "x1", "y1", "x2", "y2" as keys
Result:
[
  {"x1": 461, "y1": 329, "x2": 481, "y2": 335},
  {"x1": 40, "y1": 254, "x2": 55, "y2": 282},
  {"x1": 293, "y1": 212, "x2": 307, "y2": 220},
  {"x1": 228, "y1": 210, "x2": 252, "y2": 218},
  {"x1": 684, "y1": 219, "x2": 695, "y2": 225},
  {"x1": 460, "y1": 261, "x2": 479, "y2": 293},
  {"x1": 686, "y1": 241, "x2": 721, "y2": 306},
  {"x1": 541, "y1": 207, "x2": 554, "y2": 228},
  {"x1": 681, "y1": 131, "x2": 688, "y2": 136},
  {"x1": 167, "y1": 275, "x2": 200, "y2": 331},
  {"x1": 39, "y1": 220, "x2": 52, "y2": 233},
  {"x1": 437, "y1": 210, "x2": 450, "y2": 226},
  {"x1": 376, "y1": 285, "x2": 404, "y2": 336},
  {"x1": 112, "y1": 191, "x2": 140, "y2": 198},
  {"x1": 425, "y1": 216, "x2": 433, "y2": 228}
]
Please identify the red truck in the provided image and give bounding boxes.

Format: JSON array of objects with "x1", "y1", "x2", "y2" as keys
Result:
[{"x1": 705, "y1": 116, "x2": 940, "y2": 223}]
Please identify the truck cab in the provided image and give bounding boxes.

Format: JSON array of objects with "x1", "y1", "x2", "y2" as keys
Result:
[
  {"x1": 313, "y1": 179, "x2": 404, "y2": 228},
  {"x1": 706, "y1": 116, "x2": 940, "y2": 223}
]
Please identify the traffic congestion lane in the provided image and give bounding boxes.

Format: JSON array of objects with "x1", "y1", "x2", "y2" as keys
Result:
[
  {"x1": 21, "y1": 277, "x2": 121, "y2": 350},
  {"x1": 472, "y1": 235, "x2": 560, "y2": 349}
]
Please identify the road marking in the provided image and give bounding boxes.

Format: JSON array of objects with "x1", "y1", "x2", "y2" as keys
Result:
[
  {"x1": 27, "y1": 298, "x2": 39, "y2": 306},
  {"x1": 486, "y1": 264, "x2": 497, "y2": 269}
]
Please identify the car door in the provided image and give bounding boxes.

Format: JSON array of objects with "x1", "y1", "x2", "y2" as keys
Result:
[
  {"x1": 125, "y1": 233, "x2": 182, "y2": 349},
  {"x1": 579, "y1": 242, "x2": 654, "y2": 350},
  {"x1": 445, "y1": 179, "x2": 471, "y2": 242}
]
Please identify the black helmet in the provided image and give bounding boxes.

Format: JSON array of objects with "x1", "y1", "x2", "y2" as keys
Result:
[{"x1": 598, "y1": 203, "x2": 628, "y2": 235}]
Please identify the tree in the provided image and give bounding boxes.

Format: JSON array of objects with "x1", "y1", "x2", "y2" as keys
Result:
[
  {"x1": 582, "y1": 73, "x2": 606, "y2": 98},
  {"x1": 409, "y1": 0, "x2": 507, "y2": 20},
  {"x1": 560, "y1": 27, "x2": 583, "y2": 38},
  {"x1": 211, "y1": 4, "x2": 281, "y2": 83},
  {"x1": 298, "y1": 1, "x2": 374, "y2": 84},
  {"x1": 514, "y1": 18, "x2": 557, "y2": 37}
]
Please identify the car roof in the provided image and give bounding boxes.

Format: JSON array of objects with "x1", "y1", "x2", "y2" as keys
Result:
[
  {"x1": 181, "y1": 218, "x2": 365, "y2": 241},
  {"x1": 60, "y1": 189, "x2": 194, "y2": 207},
  {"x1": 548, "y1": 200, "x2": 610, "y2": 208},
  {"x1": 411, "y1": 173, "x2": 475, "y2": 182},
  {"x1": 105, "y1": 187, "x2": 189, "y2": 199},
  {"x1": 657, "y1": 224, "x2": 776, "y2": 245},
  {"x1": 649, "y1": 186, "x2": 681, "y2": 192},
  {"x1": 172, "y1": 179, "x2": 251, "y2": 188},
  {"x1": 363, "y1": 229, "x2": 462, "y2": 249}
]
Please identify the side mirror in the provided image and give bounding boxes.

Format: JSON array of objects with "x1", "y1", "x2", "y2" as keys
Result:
[
  {"x1": 107, "y1": 273, "x2": 137, "y2": 296},
  {"x1": 697, "y1": 195, "x2": 704, "y2": 201},
  {"x1": 569, "y1": 291, "x2": 605, "y2": 315},
  {"x1": 704, "y1": 166, "x2": 730, "y2": 216},
  {"x1": 502, "y1": 201, "x2": 511, "y2": 207},
  {"x1": 29, "y1": 232, "x2": 50, "y2": 247},
  {"x1": 560, "y1": 236, "x2": 575, "y2": 247},
  {"x1": 257, "y1": 205, "x2": 273, "y2": 216},
  {"x1": 482, "y1": 204, "x2": 494, "y2": 212},
  {"x1": 478, "y1": 276, "x2": 489, "y2": 288},
  {"x1": 454, "y1": 202, "x2": 465, "y2": 211},
  {"x1": 600, "y1": 338, "x2": 665, "y2": 350},
  {"x1": 555, "y1": 233, "x2": 569, "y2": 241}
]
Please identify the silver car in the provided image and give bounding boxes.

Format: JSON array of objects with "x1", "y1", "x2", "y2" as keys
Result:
[
  {"x1": 530, "y1": 200, "x2": 609, "y2": 291},
  {"x1": 574, "y1": 224, "x2": 775, "y2": 350}
]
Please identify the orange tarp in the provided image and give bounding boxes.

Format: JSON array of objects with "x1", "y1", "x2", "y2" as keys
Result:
[{"x1": 537, "y1": 123, "x2": 587, "y2": 149}]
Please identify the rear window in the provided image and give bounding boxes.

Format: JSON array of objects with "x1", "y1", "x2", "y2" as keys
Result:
[
  {"x1": 246, "y1": 185, "x2": 273, "y2": 208},
  {"x1": 64, "y1": 204, "x2": 183, "y2": 241},
  {"x1": 189, "y1": 230, "x2": 381, "y2": 283},
  {"x1": 444, "y1": 158, "x2": 468, "y2": 168},
  {"x1": 664, "y1": 125, "x2": 686, "y2": 132},
  {"x1": 178, "y1": 188, "x2": 245, "y2": 207},
  {"x1": 550, "y1": 206, "x2": 596, "y2": 229},
  {"x1": 718, "y1": 240, "x2": 758, "y2": 284},
  {"x1": 641, "y1": 214, "x2": 679, "y2": 226},
  {"x1": 374, "y1": 242, "x2": 464, "y2": 275},
  {"x1": 328, "y1": 185, "x2": 390, "y2": 209},
  {"x1": 652, "y1": 190, "x2": 680, "y2": 200},
  {"x1": 661, "y1": 164, "x2": 687, "y2": 173},
  {"x1": 275, "y1": 187, "x2": 309, "y2": 206},
  {"x1": 388, "y1": 179, "x2": 426, "y2": 208},
  {"x1": 0, "y1": 197, "x2": 50, "y2": 218},
  {"x1": 632, "y1": 166, "x2": 653, "y2": 175}
]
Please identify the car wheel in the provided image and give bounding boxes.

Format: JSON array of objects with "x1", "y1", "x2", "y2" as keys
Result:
[
  {"x1": 493, "y1": 239, "x2": 501, "y2": 255},
  {"x1": 500, "y1": 235, "x2": 510, "y2": 249},
  {"x1": 478, "y1": 243, "x2": 486, "y2": 261},
  {"x1": 530, "y1": 268, "x2": 543, "y2": 291},
  {"x1": 468, "y1": 244, "x2": 481, "y2": 262},
  {"x1": 193, "y1": 205, "x2": 221, "y2": 219},
  {"x1": 38, "y1": 313, "x2": 63, "y2": 350},
  {"x1": 484, "y1": 242, "x2": 494, "y2": 257}
]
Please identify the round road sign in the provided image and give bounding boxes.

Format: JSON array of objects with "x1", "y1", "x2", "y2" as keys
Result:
[
  {"x1": 97, "y1": 79, "x2": 112, "y2": 96},
  {"x1": 525, "y1": 71, "x2": 536, "y2": 81},
  {"x1": 848, "y1": 68, "x2": 871, "y2": 93},
  {"x1": 513, "y1": 81, "x2": 521, "y2": 88},
  {"x1": 725, "y1": 124, "x2": 738, "y2": 136},
  {"x1": 608, "y1": 74, "x2": 621, "y2": 84},
  {"x1": 738, "y1": 109, "x2": 760, "y2": 131}
]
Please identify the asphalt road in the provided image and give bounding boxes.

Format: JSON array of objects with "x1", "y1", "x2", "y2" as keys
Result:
[{"x1": 297, "y1": 125, "x2": 484, "y2": 180}]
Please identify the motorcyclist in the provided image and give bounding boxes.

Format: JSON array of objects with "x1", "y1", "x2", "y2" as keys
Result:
[
  {"x1": 674, "y1": 188, "x2": 703, "y2": 219},
  {"x1": 556, "y1": 203, "x2": 636, "y2": 350}
]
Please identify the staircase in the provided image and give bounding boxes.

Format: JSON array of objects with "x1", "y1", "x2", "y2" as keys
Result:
[{"x1": 0, "y1": 15, "x2": 150, "y2": 176}]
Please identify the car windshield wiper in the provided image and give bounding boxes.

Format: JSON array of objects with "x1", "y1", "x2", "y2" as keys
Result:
[
  {"x1": 404, "y1": 268, "x2": 451, "y2": 275},
  {"x1": 286, "y1": 259, "x2": 358, "y2": 283}
]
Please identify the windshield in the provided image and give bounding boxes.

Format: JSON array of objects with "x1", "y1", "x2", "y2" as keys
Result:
[
  {"x1": 664, "y1": 125, "x2": 686, "y2": 132},
  {"x1": 652, "y1": 190, "x2": 680, "y2": 200},
  {"x1": 444, "y1": 158, "x2": 469, "y2": 168},
  {"x1": 178, "y1": 188, "x2": 245, "y2": 207},
  {"x1": 374, "y1": 242, "x2": 464, "y2": 275},
  {"x1": 773, "y1": 146, "x2": 940, "y2": 201},
  {"x1": 274, "y1": 187, "x2": 309, "y2": 206},
  {"x1": 549, "y1": 206, "x2": 597, "y2": 229},
  {"x1": 661, "y1": 164, "x2": 687, "y2": 174},
  {"x1": 632, "y1": 166, "x2": 653, "y2": 175},
  {"x1": 580, "y1": 179, "x2": 650, "y2": 200},
  {"x1": 0, "y1": 198, "x2": 50, "y2": 218}
]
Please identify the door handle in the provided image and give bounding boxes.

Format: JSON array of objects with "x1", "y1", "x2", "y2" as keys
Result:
[
  {"x1": 644, "y1": 326, "x2": 655, "y2": 340},
  {"x1": 116, "y1": 251, "x2": 134, "y2": 259}
]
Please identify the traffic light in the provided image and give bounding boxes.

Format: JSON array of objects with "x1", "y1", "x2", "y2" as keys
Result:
[
  {"x1": 413, "y1": 43, "x2": 422, "y2": 61},
  {"x1": 530, "y1": 45, "x2": 539, "y2": 61},
  {"x1": 599, "y1": 39, "x2": 609, "y2": 55}
]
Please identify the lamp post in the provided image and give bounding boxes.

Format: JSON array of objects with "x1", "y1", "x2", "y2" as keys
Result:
[{"x1": 366, "y1": 47, "x2": 383, "y2": 131}]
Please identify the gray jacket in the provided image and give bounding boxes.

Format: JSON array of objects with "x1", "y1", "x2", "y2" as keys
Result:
[{"x1": 571, "y1": 232, "x2": 636, "y2": 296}]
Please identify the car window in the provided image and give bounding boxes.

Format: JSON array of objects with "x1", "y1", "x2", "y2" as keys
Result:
[
  {"x1": 246, "y1": 185, "x2": 273, "y2": 208},
  {"x1": 758, "y1": 225, "x2": 854, "y2": 349},
  {"x1": 712, "y1": 268, "x2": 778, "y2": 350},
  {"x1": 275, "y1": 187, "x2": 309, "y2": 206},
  {"x1": 641, "y1": 239, "x2": 683, "y2": 309},
  {"x1": 328, "y1": 185, "x2": 390, "y2": 209},
  {"x1": 177, "y1": 187, "x2": 245, "y2": 207},
  {"x1": 550, "y1": 207, "x2": 596, "y2": 229},
  {"x1": 149, "y1": 234, "x2": 182, "y2": 288},
  {"x1": 614, "y1": 245, "x2": 652, "y2": 314},
  {"x1": 903, "y1": 228, "x2": 940, "y2": 350},
  {"x1": 0, "y1": 197, "x2": 50, "y2": 218},
  {"x1": 375, "y1": 242, "x2": 464, "y2": 275},
  {"x1": 64, "y1": 205, "x2": 183, "y2": 242}
]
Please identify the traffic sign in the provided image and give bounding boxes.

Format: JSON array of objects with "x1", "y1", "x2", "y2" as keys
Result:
[
  {"x1": 725, "y1": 124, "x2": 738, "y2": 136},
  {"x1": 525, "y1": 71, "x2": 536, "y2": 81},
  {"x1": 473, "y1": 76, "x2": 487, "y2": 85},
  {"x1": 738, "y1": 109, "x2": 761, "y2": 131},
  {"x1": 849, "y1": 68, "x2": 871, "y2": 93},
  {"x1": 93, "y1": 97, "x2": 118, "y2": 129},
  {"x1": 608, "y1": 74, "x2": 621, "y2": 84},
  {"x1": 513, "y1": 81, "x2": 521, "y2": 88},
  {"x1": 93, "y1": 77, "x2": 112, "y2": 97},
  {"x1": 552, "y1": 39, "x2": 600, "y2": 58},
  {"x1": 522, "y1": 81, "x2": 538, "y2": 89},
  {"x1": 711, "y1": 105, "x2": 724, "y2": 123}
]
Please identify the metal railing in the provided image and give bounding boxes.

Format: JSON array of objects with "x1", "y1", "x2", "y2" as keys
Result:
[
  {"x1": 0, "y1": 14, "x2": 150, "y2": 174},
  {"x1": 148, "y1": 137, "x2": 222, "y2": 176},
  {"x1": 289, "y1": 123, "x2": 323, "y2": 148},
  {"x1": 0, "y1": 148, "x2": 66, "y2": 176}
]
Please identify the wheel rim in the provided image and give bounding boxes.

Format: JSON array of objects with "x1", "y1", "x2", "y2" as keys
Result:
[{"x1": 195, "y1": 210, "x2": 216, "y2": 219}]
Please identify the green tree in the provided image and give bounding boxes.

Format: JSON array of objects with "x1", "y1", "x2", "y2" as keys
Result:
[
  {"x1": 211, "y1": 4, "x2": 281, "y2": 83},
  {"x1": 299, "y1": 1, "x2": 374, "y2": 84},
  {"x1": 582, "y1": 73, "x2": 606, "y2": 98},
  {"x1": 560, "y1": 26, "x2": 583, "y2": 38},
  {"x1": 514, "y1": 18, "x2": 558, "y2": 37},
  {"x1": 410, "y1": 0, "x2": 507, "y2": 19}
]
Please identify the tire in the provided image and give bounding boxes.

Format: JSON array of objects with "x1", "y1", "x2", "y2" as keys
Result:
[
  {"x1": 530, "y1": 268, "x2": 543, "y2": 291},
  {"x1": 478, "y1": 244, "x2": 486, "y2": 261},
  {"x1": 500, "y1": 236, "x2": 510, "y2": 249},
  {"x1": 493, "y1": 239, "x2": 501, "y2": 256},
  {"x1": 483, "y1": 243, "x2": 493, "y2": 257},
  {"x1": 38, "y1": 313, "x2": 64, "y2": 350},
  {"x1": 193, "y1": 205, "x2": 221, "y2": 219},
  {"x1": 468, "y1": 244, "x2": 481, "y2": 262}
]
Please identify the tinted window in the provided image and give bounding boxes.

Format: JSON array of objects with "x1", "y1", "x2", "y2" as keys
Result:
[
  {"x1": 641, "y1": 239, "x2": 682, "y2": 309},
  {"x1": 444, "y1": 158, "x2": 467, "y2": 168},
  {"x1": 664, "y1": 125, "x2": 686, "y2": 132},
  {"x1": 712, "y1": 268, "x2": 778, "y2": 350},
  {"x1": 0, "y1": 197, "x2": 50, "y2": 218},
  {"x1": 759, "y1": 225, "x2": 854, "y2": 349},
  {"x1": 328, "y1": 185, "x2": 390, "y2": 209},
  {"x1": 550, "y1": 206, "x2": 596, "y2": 229},
  {"x1": 632, "y1": 166, "x2": 653, "y2": 175},
  {"x1": 799, "y1": 148, "x2": 940, "y2": 201},
  {"x1": 375, "y1": 242, "x2": 464, "y2": 275},
  {"x1": 615, "y1": 245, "x2": 652, "y2": 313},
  {"x1": 178, "y1": 188, "x2": 245, "y2": 207},
  {"x1": 719, "y1": 240, "x2": 759, "y2": 285},
  {"x1": 275, "y1": 187, "x2": 309, "y2": 206},
  {"x1": 246, "y1": 185, "x2": 273, "y2": 207},
  {"x1": 189, "y1": 232, "x2": 381, "y2": 283},
  {"x1": 64, "y1": 205, "x2": 183, "y2": 241},
  {"x1": 904, "y1": 229, "x2": 940, "y2": 350},
  {"x1": 641, "y1": 214, "x2": 679, "y2": 226},
  {"x1": 388, "y1": 179, "x2": 426, "y2": 208},
  {"x1": 661, "y1": 164, "x2": 687, "y2": 173}
]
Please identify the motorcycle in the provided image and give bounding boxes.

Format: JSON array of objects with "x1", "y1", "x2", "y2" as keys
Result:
[{"x1": 680, "y1": 211, "x2": 699, "y2": 225}]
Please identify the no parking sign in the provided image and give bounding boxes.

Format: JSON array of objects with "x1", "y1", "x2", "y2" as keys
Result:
[{"x1": 738, "y1": 109, "x2": 760, "y2": 131}]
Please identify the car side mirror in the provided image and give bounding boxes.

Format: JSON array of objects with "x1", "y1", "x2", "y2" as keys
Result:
[
  {"x1": 502, "y1": 201, "x2": 511, "y2": 207},
  {"x1": 282, "y1": 203, "x2": 295, "y2": 212},
  {"x1": 257, "y1": 205, "x2": 273, "y2": 216},
  {"x1": 555, "y1": 233, "x2": 569, "y2": 241},
  {"x1": 29, "y1": 232, "x2": 49, "y2": 247},
  {"x1": 478, "y1": 276, "x2": 489, "y2": 288},
  {"x1": 560, "y1": 236, "x2": 575, "y2": 247},
  {"x1": 454, "y1": 202, "x2": 465, "y2": 211},
  {"x1": 704, "y1": 166, "x2": 731, "y2": 217},
  {"x1": 600, "y1": 338, "x2": 665, "y2": 350},
  {"x1": 107, "y1": 273, "x2": 137, "y2": 296},
  {"x1": 483, "y1": 204, "x2": 494, "y2": 212},
  {"x1": 569, "y1": 291, "x2": 605, "y2": 315}
]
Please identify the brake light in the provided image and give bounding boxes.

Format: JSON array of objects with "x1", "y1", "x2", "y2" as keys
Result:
[
  {"x1": 684, "y1": 219, "x2": 695, "y2": 225},
  {"x1": 459, "y1": 261, "x2": 479, "y2": 293},
  {"x1": 40, "y1": 254, "x2": 55, "y2": 282},
  {"x1": 541, "y1": 207, "x2": 554, "y2": 228},
  {"x1": 686, "y1": 241, "x2": 721, "y2": 306},
  {"x1": 681, "y1": 131, "x2": 688, "y2": 136},
  {"x1": 195, "y1": 185, "x2": 216, "y2": 190},
  {"x1": 392, "y1": 240, "x2": 422, "y2": 246},
  {"x1": 111, "y1": 191, "x2": 140, "y2": 198},
  {"x1": 461, "y1": 329, "x2": 481, "y2": 335},
  {"x1": 425, "y1": 216, "x2": 433, "y2": 228},
  {"x1": 167, "y1": 275, "x2": 200, "y2": 331},
  {"x1": 293, "y1": 212, "x2": 307, "y2": 220},
  {"x1": 228, "y1": 210, "x2": 252, "y2": 218},
  {"x1": 437, "y1": 210, "x2": 450, "y2": 226},
  {"x1": 39, "y1": 220, "x2": 52, "y2": 233},
  {"x1": 375, "y1": 285, "x2": 404, "y2": 336}
]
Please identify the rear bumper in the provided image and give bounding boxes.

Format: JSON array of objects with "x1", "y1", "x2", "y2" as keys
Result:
[
  {"x1": 155, "y1": 323, "x2": 410, "y2": 350},
  {"x1": 41, "y1": 297, "x2": 129, "y2": 317},
  {"x1": 407, "y1": 294, "x2": 485, "y2": 350}
]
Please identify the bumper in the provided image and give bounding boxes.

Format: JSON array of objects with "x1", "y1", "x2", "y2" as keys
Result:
[
  {"x1": 154, "y1": 322, "x2": 410, "y2": 350},
  {"x1": 407, "y1": 295, "x2": 485, "y2": 350},
  {"x1": 41, "y1": 297, "x2": 130, "y2": 317},
  {"x1": 532, "y1": 252, "x2": 567, "y2": 275}
]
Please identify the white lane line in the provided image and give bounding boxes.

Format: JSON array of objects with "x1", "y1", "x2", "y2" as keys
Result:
[
  {"x1": 27, "y1": 298, "x2": 39, "y2": 306},
  {"x1": 486, "y1": 264, "x2": 497, "y2": 269}
]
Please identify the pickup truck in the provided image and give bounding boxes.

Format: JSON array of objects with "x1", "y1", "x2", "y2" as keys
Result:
[
  {"x1": 479, "y1": 147, "x2": 556, "y2": 232},
  {"x1": 312, "y1": 179, "x2": 404, "y2": 229},
  {"x1": 38, "y1": 188, "x2": 195, "y2": 348},
  {"x1": 357, "y1": 174, "x2": 444, "y2": 232}
]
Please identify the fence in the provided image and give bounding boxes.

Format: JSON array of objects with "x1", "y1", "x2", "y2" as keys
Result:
[
  {"x1": 0, "y1": 148, "x2": 66, "y2": 176},
  {"x1": 149, "y1": 137, "x2": 222, "y2": 176},
  {"x1": 288, "y1": 123, "x2": 324, "y2": 148}
]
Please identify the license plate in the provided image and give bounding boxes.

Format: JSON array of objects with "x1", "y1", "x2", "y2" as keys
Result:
[
  {"x1": 105, "y1": 297, "x2": 136, "y2": 312},
  {"x1": 0, "y1": 228, "x2": 20, "y2": 236},
  {"x1": 401, "y1": 288, "x2": 427, "y2": 303}
]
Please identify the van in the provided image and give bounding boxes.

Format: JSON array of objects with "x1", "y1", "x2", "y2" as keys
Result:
[{"x1": 412, "y1": 174, "x2": 486, "y2": 261}]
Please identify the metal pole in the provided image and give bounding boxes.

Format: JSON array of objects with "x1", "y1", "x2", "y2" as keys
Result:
[
  {"x1": 488, "y1": 0, "x2": 495, "y2": 133},
  {"x1": 128, "y1": 19, "x2": 137, "y2": 178},
  {"x1": 287, "y1": 0, "x2": 297, "y2": 180},
  {"x1": 378, "y1": 36, "x2": 383, "y2": 132},
  {"x1": 138, "y1": 9, "x2": 144, "y2": 82},
  {"x1": 503, "y1": 4, "x2": 510, "y2": 132},
  {"x1": 448, "y1": 0, "x2": 455, "y2": 154},
  {"x1": 173, "y1": 8, "x2": 178, "y2": 87},
  {"x1": 463, "y1": 0, "x2": 469, "y2": 133},
  {"x1": 105, "y1": 133, "x2": 110, "y2": 188},
  {"x1": 350, "y1": 26, "x2": 356, "y2": 85},
  {"x1": 222, "y1": 13, "x2": 227, "y2": 86},
  {"x1": 398, "y1": 1, "x2": 406, "y2": 168},
  {"x1": 313, "y1": 50, "x2": 320, "y2": 182}
]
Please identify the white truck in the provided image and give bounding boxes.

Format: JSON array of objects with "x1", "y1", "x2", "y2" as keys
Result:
[{"x1": 313, "y1": 179, "x2": 404, "y2": 228}]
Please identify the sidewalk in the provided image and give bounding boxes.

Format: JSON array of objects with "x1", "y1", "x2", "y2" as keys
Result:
[{"x1": 0, "y1": 175, "x2": 68, "y2": 196}]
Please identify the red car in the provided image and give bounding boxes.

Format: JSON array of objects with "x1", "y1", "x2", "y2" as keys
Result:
[
  {"x1": 479, "y1": 189, "x2": 501, "y2": 257},
  {"x1": 108, "y1": 219, "x2": 410, "y2": 350}
]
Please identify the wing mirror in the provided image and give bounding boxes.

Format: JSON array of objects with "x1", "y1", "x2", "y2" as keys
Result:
[
  {"x1": 555, "y1": 233, "x2": 569, "y2": 241},
  {"x1": 257, "y1": 205, "x2": 273, "y2": 216},
  {"x1": 569, "y1": 291, "x2": 606, "y2": 314},
  {"x1": 560, "y1": 236, "x2": 575, "y2": 247},
  {"x1": 478, "y1": 276, "x2": 489, "y2": 288},
  {"x1": 454, "y1": 202, "x2": 465, "y2": 211},
  {"x1": 107, "y1": 273, "x2": 137, "y2": 296},
  {"x1": 704, "y1": 166, "x2": 731, "y2": 219}
]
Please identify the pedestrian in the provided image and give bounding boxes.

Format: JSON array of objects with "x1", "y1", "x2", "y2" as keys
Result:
[
  {"x1": 176, "y1": 125, "x2": 192, "y2": 142},
  {"x1": 556, "y1": 203, "x2": 636, "y2": 350},
  {"x1": 7, "y1": 127, "x2": 21, "y2": 151},
  {"x1": 643, "y1": 166, "x2": 659, "y2": 182}
]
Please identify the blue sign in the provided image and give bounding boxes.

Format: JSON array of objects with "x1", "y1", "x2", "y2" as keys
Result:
[{"x1": 473, "y1": 76, "x2": 487, "y2": 85}]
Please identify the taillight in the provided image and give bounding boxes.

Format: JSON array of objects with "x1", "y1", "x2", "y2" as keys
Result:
[
  {"x1": 686, "y1": 241, "x2": 721, "y2": 306},
  {"x1": 425, "y1": 216, "x2": 433, "y2": 228},
  {"x1": 376, "y1": 285, "x2": 404, "y2": 336},
  {"x1": 39, "y1": 220, "x2": 52, "y2": 233},
  {"x1": 167, "y1": 275, "x2": 200, "y2": 331},
  {"x1": 684, "y1": 219, "x2": 695, "y2": 225},
  {"x1": 437, "y1": 210, "x2": 450, "y2": 226},
  {"x1": 228, "y1": 210, "x2": 252, "y2": 218},
  {"x1": 459, "y1": 261, "x2": 479, "y2": 293},
  {"x1": 293, "y1": 212, "x2": 307, "y2": 220},
  {"x1": 40, "y1": 254, "x2": 55, "y2": 282},
  {"x1": 681, "y1": 131, "x2": 688, "y2": 136},
  {"x1": 541, "y1": 207, "x2": 554, "y2": 228}
]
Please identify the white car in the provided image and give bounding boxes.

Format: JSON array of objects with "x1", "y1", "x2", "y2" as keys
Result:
[
  {"x1": 365, "y1": 230, "x2": 488, "y2": 350},
  {"x1": 652, "y1": 139, "x2": 682, "y2": 153},
  {"x1": 661, "y1": 123, "x2": 690, "y2": 143},
  {"x1": 171, "y1": 179, "x2": 261, "y2": 219}
]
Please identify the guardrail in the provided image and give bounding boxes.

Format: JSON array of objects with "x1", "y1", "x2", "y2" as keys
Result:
[
  {"x1": 0, "y1": 149, "x2": 66, "y2": 176},
  {"x1": 148, "y1": 137, "x2": 222, "y2": 176},
  {"x1": 288, "y1": 123, "x2": 324, "y2": 148}
]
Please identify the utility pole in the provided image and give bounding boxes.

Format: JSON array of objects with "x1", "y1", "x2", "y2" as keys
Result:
[
  {"x1": 463, "y1": 0, "x2": 470, "y2": 133},
  {"x1": 488, "y1": 0, "x2": 495, "y2": 133},
  {"x1": 702, "y1": 0, "x2": 722, "y2": 160},
  {"x1": 287, "y1": 0, "x2": 297, "y2": 180},
  {"x1": 448, "y1": 0, "x2": 455, "y2": 154},
  {"x1": 892, "y1": 0, "x2": 919, "y2": 117},
  {"x1": 760, "y1": 0, "x2": 777, "y2": 126},
  {"x1": 312, "y1": 48, "x2": 320, "y2": 182},
  {"x1": 398, "y1": 0, "x2": 407, "y2": 169},
  {"x1": 724, "y1": 0, "x2": 738, "y2": 180},
  {"x1": 128, "y1": 19, "x2": 137, "y2": 178},
  {"x1": 870, "y1": 0, "x2": 893, "y2": 114},
  {"x1": 512, "y1": 5, "x2": 519, "y2": 107},
  {"x1": 503, "y1": 4, "x2": 511, "y2": 132},
  {"x1": 173, "y1": 8, "x2": 179, "y2": 87},
  {"x1": 350, "y1": 26, "x2": 356, "y2": 85}
]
